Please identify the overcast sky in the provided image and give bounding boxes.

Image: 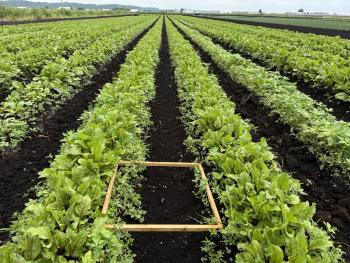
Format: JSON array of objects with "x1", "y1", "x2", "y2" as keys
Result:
[{"x1": 33, "y1": 0, "x2": 350, "y2": 14}]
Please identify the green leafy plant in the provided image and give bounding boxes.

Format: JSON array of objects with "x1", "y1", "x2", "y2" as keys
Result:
[
  {"x1": 166, "y1": 17, "x2": 344, "y2": 262},
  {"x1": 174, "y1": 17, "x2": 350, "y2": 182},
  {"x1": 180, "y1": 16, "x2": 350, "y2": 102},
  {"x1": 0, "y1": 18, "x2": 162, "y2": 262},
  {"x1": 0, "y1": 16, "x2": 157, "y2": 151},
  {"x1": 0, "y1": 16, "x2": 144, "y2": 93}
]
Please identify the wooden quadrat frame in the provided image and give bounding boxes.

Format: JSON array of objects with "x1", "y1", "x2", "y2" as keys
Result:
[{"x1": 102, "y1": 161, "x2": 223, "y2": 232}]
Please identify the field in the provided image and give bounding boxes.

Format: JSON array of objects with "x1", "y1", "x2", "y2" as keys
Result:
[
  {"x1": 0, "y1": 14, "x2": 349, "y2": 262},
  {"x1": 207, "y1": 14, "x2": 350, "y2": 31},
  {"x1": 0, "y1": 6, "x2": 129, "y2": 22}
]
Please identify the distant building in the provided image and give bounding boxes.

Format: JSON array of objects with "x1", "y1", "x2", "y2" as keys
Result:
[
  {"x1": 58, "y1": 7, "x2": 71, "y2": 10},
  {"x1": 311, "y1": 12, "x2": 330, "y2": 15},
  {"x1": 163, "y1": 9, "x2": 177, "y2": 13},
  {"x1": 193, "y1": 10, "x2": 221, "y2": 15},
  {"x1": 180, "y1": 9, "x2": 220, "y2": 14},
  {"x1": 130, "y1": 9, "x2": 139, "y2": 13},
  {"x1": 181, "y1": 9, "x2": 194, "y2": 14}
]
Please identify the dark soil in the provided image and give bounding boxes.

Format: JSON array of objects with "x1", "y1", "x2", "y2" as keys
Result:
[
  {"x1": 0, "y1": 20, "x2": 156, "y2": 242},
  {"x1": 195, "y1": 27, "x2": 350, "y2": 122},
  {"x1": 0, "y1": 14, "x2": 137, "y2": 26},
  {"x1": 174, "y1": 21, "x2": 350, "y2": 260},
  {"x1": 131, "y1": 20, "x2": 207, "y2": 263},
  {"x1": 0, "y1": 90, "x2": 8, "y2": 103},
  {"x1": 195, "y1": 15, "x2": 350, "y2": 39}
]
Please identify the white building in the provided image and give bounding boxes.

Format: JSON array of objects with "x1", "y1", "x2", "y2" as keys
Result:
[{"x1": 181, "y1": 9, "x2": 194, "y2": 14}]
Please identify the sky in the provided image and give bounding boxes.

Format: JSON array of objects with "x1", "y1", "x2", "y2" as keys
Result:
[{"x1": 31, "y1": 0, "x2": 350, "y2": 14}]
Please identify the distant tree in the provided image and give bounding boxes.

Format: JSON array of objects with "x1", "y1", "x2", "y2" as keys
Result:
[
  {"x1": 258, "y1": 9, "x2": 263, "y2": 14},
  {"x1": 298, "y1": 8, "x2": 304, "y2": 13}
]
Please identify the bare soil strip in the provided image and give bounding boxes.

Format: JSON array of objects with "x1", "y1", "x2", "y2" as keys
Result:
[{"x1": 131, "y1": 20, "x2": 207, "y2": 263}]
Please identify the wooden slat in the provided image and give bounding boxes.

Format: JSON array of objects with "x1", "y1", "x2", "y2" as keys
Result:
[
  {"x1": 198, "y1": 164, "x2": 223, "y2": 225},
  {"x1": 102, "y1": 173, "x2": 116, "y2": 214},
  {"x1": 118, "y1": 161, "x2": 200, "y2": 168},
  {"x1": 105, "y1": 224, "x2": 223, "y2": 232}
]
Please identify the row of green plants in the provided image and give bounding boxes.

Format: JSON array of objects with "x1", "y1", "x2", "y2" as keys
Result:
[
  {"x1": 183, "y1": 16, "x2": 350, "y2": 61},
  {"x1": 173, "y1": 17, "x2": 350, "y2": 182},
  {"x1": 0, "y1": 18, "x2": 162, "y2": 262},
  {"x1": 0, "y1": 16, "x2": 156, "y2": 151},
  {"x1": 0, "y1": 16, "x2": 143, "y2": 53},
  {"x1": 0, "y1": 15, "x2": 130, "y2": 36},
  {"x1": 166, "y1": 17, "x2": 344, "y2": 262},
  {"x1": 207, "y1": 15, "x2": 350, "y2": 31},
  {"x1": 180, "y1": 16, "x2": 350, "y2": 102},
  {"x1": 0, "y1": 6, "x2": 128, "y2": 22},
  {"x1": 0, "y1": 18, "x2": 69, "y2": 34},
  {"x1": 1, "y1": 23, "x2": 75, "y2": 51},
  {"x1": 0, "y1": 18, "x2": 113, "y2": 51},
  {"x1": 0, "y1": 16, "x2": 145, "y2": 95}
]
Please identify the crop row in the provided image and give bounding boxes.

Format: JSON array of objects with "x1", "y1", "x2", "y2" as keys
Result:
[
  {"x1": 0, "y1": 18, "x2": 122, "y2": 52},
  {"x1": 0, "y1": 20, "x2": 131, "y2": 57},
  {"x1": 166, "y1": 17, "x2": 343, "y2": 262},
  {"x1": 181, "y1": 16, "x2": 350, "y2": 60},
  {"x1": 172, "y1": 17, "x2": 350, "y2": 182},
  {"x1": 0, "y1": 15, "x2": 127, "y2": 35},
  {"x1": 0, "y1": 17, "x2": 147, "y2": 55},
  {"x1": 0, "y1": 16, "x2": 157, "y2": 151},
  {"x1": 207, "y1": 15, "x2": 350, "y2": 32},
  {"x1": 0, "y1": 18, "x2": 162, "y2": 262},
  {"x1": 180, "y1": 16, "x2": 350, "y2": 102},
  {"x1": 0, "y1": 20, "x2": 64, "y2": 35},
  {"x1": 0, "y1": 16, "x2": 148, "y2": 95}
]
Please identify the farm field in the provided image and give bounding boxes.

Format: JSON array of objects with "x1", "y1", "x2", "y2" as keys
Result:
[
  {"x1": 0, "y1": 14, "x2": 349, "y2": 262},
  {"x1": 0, "y1": 6, "x2": 129, "y2": 23},
  {"x1": 207, "y1": 15, "x2": 350, "y2": 31},
  {"x1": 198, "y1": 14, "x2": 350, "y2": 39}
]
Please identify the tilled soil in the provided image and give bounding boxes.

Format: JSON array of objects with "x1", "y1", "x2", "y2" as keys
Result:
[
  {"x1": 131, "y1": 20, "x2": 207, "y2": 263},
  {"x1": 175, "y1": 22, "x2": 350, "y2": 260},
  {"x1": 0, "y1": 20, "x2": 156, "y2": 241},
  {"x1": 0, "y1": 90, "x2": 8, "y2": 103}
]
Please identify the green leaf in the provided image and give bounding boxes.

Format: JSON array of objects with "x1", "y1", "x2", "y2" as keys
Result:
[
  {"x1": 26, "y1": 226, "x2": 50, "y2": 240},
  {"x1": 267, "y1": 245, "x2": 284, "y2": 263}
]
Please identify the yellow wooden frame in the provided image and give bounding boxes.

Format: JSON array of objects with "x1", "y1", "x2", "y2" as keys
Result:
[{"x1": 102, "y1": 161, "x2": 223, "y2": 232}]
